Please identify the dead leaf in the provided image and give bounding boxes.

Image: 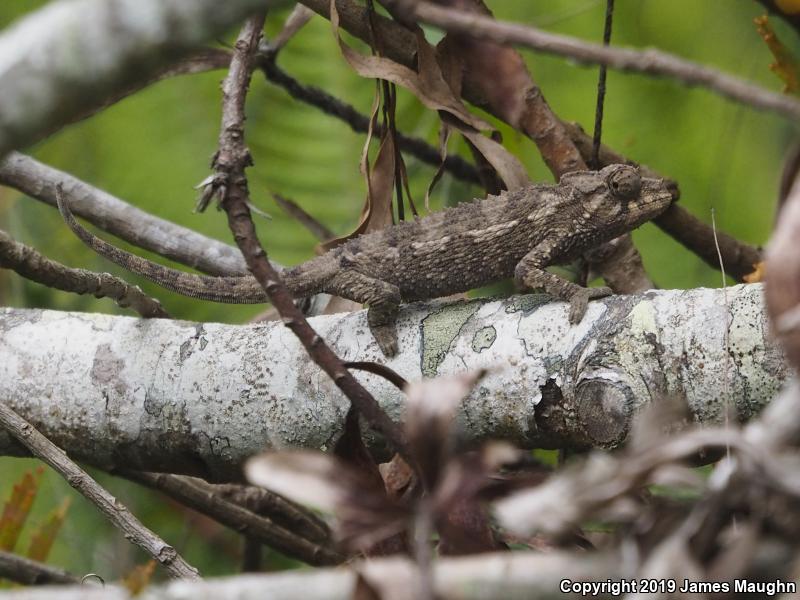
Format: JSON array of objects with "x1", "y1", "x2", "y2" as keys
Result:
[
  {"x1": 742, "y1": 261, "x2": 765, "y2": 283},
  {"x1": 26, "y1": 497, "x2": 70, "y2": 563},
  {"x1": 755, "y1": 15, "x2": 800, "y2": 94},
  {"x1": 319, "y1": 116, "x2": 396, "y2": 252},
  {"x1": 121, "y1": 560, "x2": 156, "y2": 595}
]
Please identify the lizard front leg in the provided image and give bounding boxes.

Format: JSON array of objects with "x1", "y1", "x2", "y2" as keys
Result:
[
  {"x1": 514, "y1": 248, "x2": 612, "y2": 324},
  {"x1": 328, "y1": 271, "x2": 401, "y2": 357}
]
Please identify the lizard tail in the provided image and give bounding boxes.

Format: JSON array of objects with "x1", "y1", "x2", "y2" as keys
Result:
[{"x1": 57, "y1": 189, "x2": 268, "y2": 304}]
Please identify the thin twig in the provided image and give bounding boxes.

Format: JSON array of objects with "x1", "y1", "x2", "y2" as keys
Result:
[
  {"x1": 0, "y1": 227, "x2": 169, "y2": 318},
  {"x1": 272, "y1": 192, "x2": 334, "y2": 241},
  {"x1": 215, "y1": 16, "x2": 409, "y2": 456},
  {"x1": 590, "y1": 0, "x2": 614, "y2": 169},
  {"x1": 0, "y1": 550, "x2": 79, "y2": 586},
  {"x1": 241, "y1": 537, "x2": 263, "y2": 572},
  {"x1": 257, "y1": 56, "x2": 482, "y2": 186},
  {"x1": 209, "y1": 482, "x2": 331, "y2": 544},
  {"x1": 120, "y1": 471, "x2": 342, "y2": 566},
  {"x1": 0, "y1": 401, "x2": 200, "y2": 580},
  {"x1": 409, "y1": 0, "x2": 800, "y2": 121}
]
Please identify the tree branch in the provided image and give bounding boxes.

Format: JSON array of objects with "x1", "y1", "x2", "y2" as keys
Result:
[
  {"x1": 0, "y1": 152, "x2": 251, "y2": 277},
  {"x1": 0, "y1": 0, "x2": 293, "y2": 158},
  {"x1": 0, "y1": 285, "x2": 785, "y2": 478},
  {"x1": 0, "y1": 550, "x2": 79, "y2": 586},
  {"x1": 119, "y1": 471, "x2": 342, "y2": 566},
  {"x1": 0, "y1": 550, "x2": 621, "y2": 599},
  {"x1": 406, "y1": 0, "x2": 800, "y2": 121},
  {"x1": 0, "y1": 227, "x2": 169, "y2": 318},
  {"x1": 0, "y1": 402, "x2": 200, "y2": 580}
]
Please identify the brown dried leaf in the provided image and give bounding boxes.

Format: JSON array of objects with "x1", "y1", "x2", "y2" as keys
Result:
[
  {"x1": 121, "y1": 560, "x2": 157, "y2": 595},
  {"x1": 755, "y1": 15, "x2": 800, "y2": 95},
  {"x1": 380, "y1": 454, "x2": 417, "y2": 499},
  {"x1": 330, "y1": 0, "x2": 528, "y2": 192},
  {"x1": 437, "y1": 496, "x2": 504, "y2": 556},
  {"x1": 0, "y1": 468, "x2": 43, "y2": 552},
  {"x1": 26, "y1": 497, "x2": 70, "y2": 562},
  {"x1": 320, "y1": 124, "x2": 396, "y2": 252},
  {"x1": 742, "y1": 261, "x2": 765, "y2": 283}
]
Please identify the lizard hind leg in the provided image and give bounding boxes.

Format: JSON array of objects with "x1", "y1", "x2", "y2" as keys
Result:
[{"x1": 328, "y1": 270, "x2": 402, "y2": 357}]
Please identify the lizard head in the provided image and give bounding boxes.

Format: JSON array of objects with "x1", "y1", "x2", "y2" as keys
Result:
[{"x1": 561, "y1": 164, "x2": 677, "y2": 233}]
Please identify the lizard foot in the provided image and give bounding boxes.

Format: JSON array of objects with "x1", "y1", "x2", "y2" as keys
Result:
[
  {"x1": 568, "y1": 286, "x2": 612, "y2": 324},
  {"x1": 371, "y1": 324, "x2": 399, "y2": 357}
]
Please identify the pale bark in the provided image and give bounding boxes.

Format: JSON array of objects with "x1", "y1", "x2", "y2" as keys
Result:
[
  {"x1": 0, "y1": 550, "x2": 621, "y2": 600},
  {"x1": 0, "y1": 0, "x2": 291, "y2": 158},
  {"x1": 0, "y1": 152, "x2": 249, "y2": 277},
  {"x1": 0, "y1": 284, "x2": 786, "y2": 480}
]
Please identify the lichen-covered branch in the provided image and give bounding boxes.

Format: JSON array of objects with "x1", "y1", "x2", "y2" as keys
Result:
[
  {"x1": 0, "y1": 285, "x2": 785, "y2": 480},
  {"x1": 0, "y1": 0, "x2": 293, "y2": 158}
]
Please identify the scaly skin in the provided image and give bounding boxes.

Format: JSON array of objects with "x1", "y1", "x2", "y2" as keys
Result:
[{"x1": 58, "y1": 165, "x2": 677, "y2": 356}]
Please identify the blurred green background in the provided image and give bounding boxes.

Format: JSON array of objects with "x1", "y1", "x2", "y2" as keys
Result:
[{"x1": 0, "y1": 0, "x2": 796, "y2": 582}]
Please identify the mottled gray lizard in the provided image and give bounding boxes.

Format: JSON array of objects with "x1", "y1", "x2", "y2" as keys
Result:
[{"x1": 57, "y1": 164, "x2": 676, "y2": 356}]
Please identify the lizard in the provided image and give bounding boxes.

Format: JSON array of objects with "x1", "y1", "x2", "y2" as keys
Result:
[{"x1": 57, "y1": 164, "x2": 677, "y2": 356}]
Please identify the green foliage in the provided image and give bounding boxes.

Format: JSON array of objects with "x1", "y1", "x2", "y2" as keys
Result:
[{"x1": 0, "y1": 0, "x2": 795, "y2": 580}]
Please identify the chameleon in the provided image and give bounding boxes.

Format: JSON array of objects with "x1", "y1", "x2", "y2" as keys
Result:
[{"x1": 57, "y1": 164, "x2": 677, "y2": 356}]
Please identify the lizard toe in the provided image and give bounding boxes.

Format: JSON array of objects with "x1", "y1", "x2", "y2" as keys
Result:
[
  {"x1": 372, "y1": 325, "x2": 399, "y2": 357},
  {"x1": 568, "y1": 287, "x2": 612, "y2": 324}
]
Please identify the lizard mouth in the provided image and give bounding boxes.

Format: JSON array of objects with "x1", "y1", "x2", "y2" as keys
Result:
[{"x1": 640, "y1": 177, "x2": 680, "y2": 207}]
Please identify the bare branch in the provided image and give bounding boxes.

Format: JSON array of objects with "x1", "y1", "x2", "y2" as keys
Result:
[
  {"x1": 0, "y1": 152, "x2": 250, "y2": 277},
  {"x1": 119, "y1": 471, "x2": 343, "y2": 566},
  {"x1": 0, "y1": 401, "x2": 200, "y2": 580},
  {"x1": 0, "y1": 0, "x2": 293, "y2": 157},
  {"x1": 0, "y1": 227, "x2": 169, "y2": 318},
  {"x1": 0, "y1": 550, "x2": 79, "y2": 586},
  {"x1": 256, "y1": 58, "x2": 482, "y2": 186},
  {"x1": 0, "y1": 550, "x2": 622, "y2": 599},
  {"x1": 407, "y1": 0, "x2": 800, "y2": 121},
  {"x1": 205, "y1": 482, "x2": 331, "y2": 544}
]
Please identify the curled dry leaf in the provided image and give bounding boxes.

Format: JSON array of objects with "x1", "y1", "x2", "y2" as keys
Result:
[{"x1": 329, "y1": 0, "x2": 528, "y2": 192}]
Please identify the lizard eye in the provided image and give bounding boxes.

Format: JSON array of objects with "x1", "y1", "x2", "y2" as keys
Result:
[{"x1": 606, "y1": 166, "x2": 641, "y2": 201}]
